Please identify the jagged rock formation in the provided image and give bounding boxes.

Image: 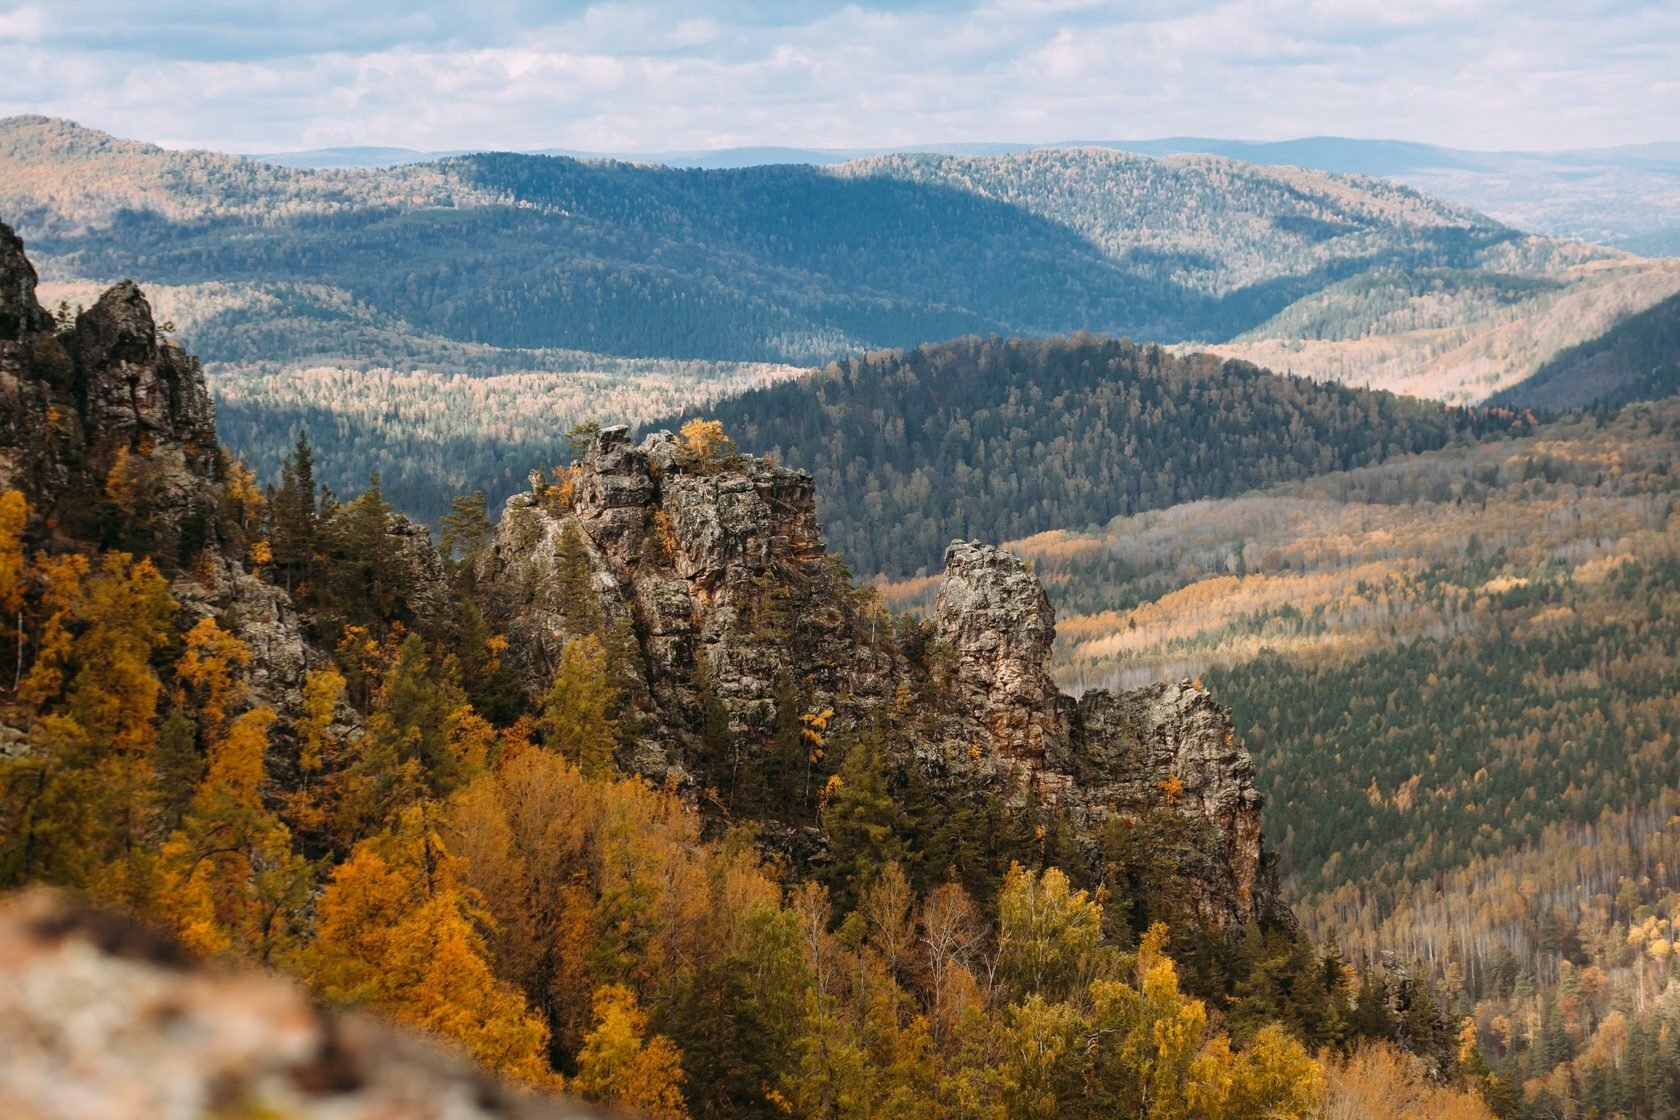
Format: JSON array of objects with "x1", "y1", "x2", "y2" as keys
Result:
[
  {"x1": 0, "y1": 224, "x2": 216, "y2": 557},
  {"x1": 0, "y1": 223, "x2": 82, "y2": 511},
  {"x1": 935, "y1": 540, "x2": 1267, "y2": 923},
  {"x1": 0, "y1": 890, "x2": 600, "y2": 1120},
  {"x1": 0, "y1": 216, "x2": 1278, "y2": 930},
  {"x1": 0, "y1": 220, "x2": 313, "y2": 716},
  {"x1": 482, "y1": 426, "x2": 1278, "y2": 927}
]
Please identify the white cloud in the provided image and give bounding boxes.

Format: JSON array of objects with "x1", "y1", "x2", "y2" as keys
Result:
[
  {"x1": 0, "y1": 0, "x2": 1673, "y2": 151},
  {"x1": 0, "y1": 5, "x2": 45, "y2": 42}
]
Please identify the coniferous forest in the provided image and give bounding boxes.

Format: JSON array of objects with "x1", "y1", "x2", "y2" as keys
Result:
[
  {"x1": 0, "y1": 41, "x2": 1678, "y2": 1116},
  {"x1": 0, "y1": 219, "x2": 1513, "y2": 1118},
  {"x1": 679, "y1": 335, "x2": 1528, "y2": 575}
]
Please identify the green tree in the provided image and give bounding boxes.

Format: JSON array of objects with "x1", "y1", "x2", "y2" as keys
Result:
[{"x1": 539, "y1": 635, "x2": 619, "y2": 778}]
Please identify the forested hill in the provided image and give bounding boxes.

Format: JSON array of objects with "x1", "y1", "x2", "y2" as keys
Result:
[
  {"x1": 666, "y1": 334, "x2": 1529, "y2": 576},
  {"x1": 2, "y1": 115, "x2": 1534, "y2": 366},
  {"x1": 1489, "y1": 288, "x2": 1680, "y2": 410}
]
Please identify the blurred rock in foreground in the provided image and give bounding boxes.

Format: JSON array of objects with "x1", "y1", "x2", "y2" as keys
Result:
[{"x1": 0, "y1": 890, "x2": 602, "y2": 1120}]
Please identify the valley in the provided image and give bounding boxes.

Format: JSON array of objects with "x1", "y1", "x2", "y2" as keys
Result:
[
  {"x1": 7, "y1": 115, "x2": 1680, "y2": 529},
  {"x1": 4, "y1": 107, "x2": 1680, "y2": 1120}
]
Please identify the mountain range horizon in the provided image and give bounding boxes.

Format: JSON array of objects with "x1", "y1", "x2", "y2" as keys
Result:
[
  {"x1": 5, "y1": 0, "x2": 1680, "y2": 1110},
  {"x1": 246, "y1": 134, "x2": 1680, "y2": 170}
]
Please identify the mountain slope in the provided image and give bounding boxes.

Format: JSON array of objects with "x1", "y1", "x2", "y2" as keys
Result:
[
  {"x1": 835, "y1": 148, "x2": 1511, "y2": 304},
  {"x1": 664, "y1": 334, "x2": 1528, "y2": 576},
  {"x1": 256, "y1": 133, "x2": 1680, "y2": 257},
  {"x1": 10, "y1": 115, "x2": 1678, "y2": 530},
  {"x1": 1199, "y1": 253, "x2": 1680, "y2": 403},
  {"x1": 1489, "y1": 288, "x2": 1680, "y2": 409},
  {"x1": 4, "y1": 117, "x2": 1536, "y2": 365}
]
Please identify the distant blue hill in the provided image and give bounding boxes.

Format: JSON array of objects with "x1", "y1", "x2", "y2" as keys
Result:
[{"x1": 250, "y1": 137, "x2": 1680, "y2": 256}]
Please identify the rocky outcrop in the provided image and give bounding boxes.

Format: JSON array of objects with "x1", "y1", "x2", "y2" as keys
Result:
[
  {"x1": 0, "y1": 221, "x2": 314, "y2": 720},
  {"x1": 387, "y1": 510, "x2": 455, "y2": 634},
  {"x1": 173, "y1": 557, "x2": 313, "y2": 716},
  {"x1": 483, "y1": 425, "x2": 890, "y2": 781},
  {"x1": 69, "y1": 280, "x2": 218, "y2": 479},
  {"x1": 0, "y1": 890, "x2": 601, "y2": 1120},
  {"x1": 934, "y1": 541, "x2": 1071, "y2": 780},
  {"x1": 1070, "y1": 681, "x2": 1267, "y2": 923},
  {"x1": 931, "y1": 542, "x2": 1267, "y2": 925},
  {"x1": 0, "y1": 223, "x2": 80, "y2": 505},
  {"x1": 0, "y1": 222, "x2": 51, "y2": 342},
  {"x1": 0, "y1": 220, "x2": 217, "y2": 556},
  {"x1": 482, "y1": 428, "x2": 1279, "y2": 928}
]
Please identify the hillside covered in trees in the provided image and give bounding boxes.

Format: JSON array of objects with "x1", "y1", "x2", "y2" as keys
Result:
[
  {"x1": 1490, "y1": 289, "x2": 1680, "y2": 410},
  {"x1": 11, "y1": 114, "x2": 1679, "y2": 521},
  {"x1": 674, "y1": 334, "x2": 1531, "y2": 576},
  {"x1": 6, "y1": 116, "x2": 1549, "y2": 365},
  {"x1": 880, "y1": 401, "x2": 1680, "y2": 1117},
  {"x1": 0, "y1": 225, "x2": 1504, "y2": 1118}
]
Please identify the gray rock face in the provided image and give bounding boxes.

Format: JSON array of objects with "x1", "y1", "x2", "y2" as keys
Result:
[
  {"x1": 0, "y1": 222, "x2": 51, "y2": 342},
  {"x1": 173, "y1": 555, "x2": 313, "y2": 720},
  {"x1": 930, "y1": 541, "x2": 1268, "y2": 925},
  {"x1": 0, "y1": 222, "x2": 219, "y2": 558},
  {"x1": 0, "y1": 223, "x2": 78, "y2": 503},
  {"x1": 934, "y1": 541, "x2": 1070, "y2": 779},
  {"x1": 1071, "y1": 682, "x2": 1267, "y2": 925},
  {"x1": 386, "y1": 511, "x2": 454, "y2": 634},
  {"x1": 0, "y1": 223, "x2": 318, "y2": 736},
  {"x1": 482, "y1": 425, "x2": 881, "y2": 782},
  {"x1": 69, "y1": 280, "x2": 218, "y2": 484},
  {"x1": 482, "y1": 430, "x2": 1280, "y2": 928}
]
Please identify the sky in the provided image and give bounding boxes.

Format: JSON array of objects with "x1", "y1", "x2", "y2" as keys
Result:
[{"x1": 0, "y1": 0, "x2": 1675, "y2": 154}]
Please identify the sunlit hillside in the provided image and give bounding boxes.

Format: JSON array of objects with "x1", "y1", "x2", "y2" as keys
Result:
[{"x1": 1198, "y1": 255, "x2": 1680, "y2": 403}]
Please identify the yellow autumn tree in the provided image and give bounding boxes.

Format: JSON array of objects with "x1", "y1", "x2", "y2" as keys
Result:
[
  {"x1": 1322, "y1": 1043, "x2": 1495, "y2": 1120},
  {"x1": 574, "y1": 984, "x2": 690, "y2": 1119},
  {"x1": 15, "y1": 552, "x2": 88, "y2": 711},
  {"x1": 304, "y1": 804, "x2": 554, "y2": 1086},
  {"x1": 68, "y1": 554, "x2": 176, "y2": 908},
  {"x1": 0, "y1": 490, "x2": 27, "y2": 685},
  {"x1": 996, "y1": 863, "x2": 1104, "y2": 1004},
  {"x1": 174, "y1": 617, "x2": 251, "y2": 740},
  {"x1": 676, "y1": 419, "x2": 733, "y2": 472},
  {"x1": 159, "y1": 707, "x2": 311, "y2": 961}
]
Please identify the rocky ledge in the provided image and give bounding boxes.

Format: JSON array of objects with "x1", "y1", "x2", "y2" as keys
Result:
[{"x1": 481, "y1": 425, "x2": 1277, "y2": 928}]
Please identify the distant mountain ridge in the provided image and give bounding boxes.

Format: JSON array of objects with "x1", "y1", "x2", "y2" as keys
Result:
[
  {"x1": 2, "y1": 115, "x2": 1545, "y2": 368},
  {"x1": 7, "y1": 114, "x2": 1679, "y2": 520},
  {"x1": 251, "y1": 132, "x2": 1680, "y2": 256}
]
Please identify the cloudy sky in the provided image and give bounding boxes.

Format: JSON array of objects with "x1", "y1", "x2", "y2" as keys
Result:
[{"x1": 0, "y1": 0, "x2": 1674, "y2": 154}]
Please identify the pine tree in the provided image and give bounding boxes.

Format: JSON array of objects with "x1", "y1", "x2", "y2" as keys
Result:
[
  {"x1": 271, "y1": 430, "x2": 319, "y2": 586},
  {"x1": 821, "y1": 733, "x2": 903, "y2": 909},
  {"x1": 438, "y1": 490, "x2": 491, "y2": 570},
  {"x1": 555, "y1": 519, "x2": 604, "y2": 637},
  {"x1": 539, "y1": 635, "x2": 619, "y2": 778}
]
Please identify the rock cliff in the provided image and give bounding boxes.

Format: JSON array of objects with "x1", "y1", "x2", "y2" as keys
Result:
[
  {"x1": 482, "y1": 426, "x2": 1278, "y2": 928},
  {"x1": 0, "y1": 218, "x2": 1278, "y2": 930},
  {"x1": 0, "y1": 221, "x2": 312, "y2": 716}
]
